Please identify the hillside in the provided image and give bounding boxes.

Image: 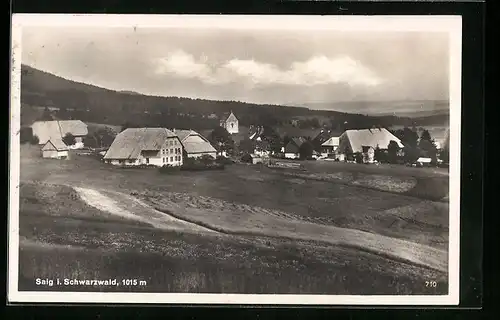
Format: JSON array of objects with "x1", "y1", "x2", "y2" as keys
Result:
[{"x1": 19, "y1": 64, "x2": 448, "y2": 130}]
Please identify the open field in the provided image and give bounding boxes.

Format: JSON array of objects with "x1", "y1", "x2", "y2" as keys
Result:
[{"x1": 17, "y1": 144, "x2": 449, "y2": 294}]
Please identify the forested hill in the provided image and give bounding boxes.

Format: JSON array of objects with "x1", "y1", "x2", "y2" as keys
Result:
[{"x1": 19, "y1": 64, "x2": 448, "y2": 130}]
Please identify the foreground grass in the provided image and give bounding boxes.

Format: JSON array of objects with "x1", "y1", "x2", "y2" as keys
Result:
[
  {"x1": 18, "y1": 182, "x2": 448, "y2": 295},
  {"x1": 19, "y1": 219, "x2": 448, "y2": 295}
]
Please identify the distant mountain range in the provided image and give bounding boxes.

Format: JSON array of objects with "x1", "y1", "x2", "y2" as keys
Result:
[
  {"x1": 19, "y1": 64, "x2": 449, "y2": 129},
  {"x1": 294, "y1": 100, "x2": 450, "y2": 118}
]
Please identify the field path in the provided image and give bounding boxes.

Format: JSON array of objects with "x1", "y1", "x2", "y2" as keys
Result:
[
  {"x1": 73, "y1": 185, "x2": 447, "y2": 273},
  {"x1": 73, "y1": 186, "x2": 216, "y2": 234},
  {"x1": 145, "y1": 196, "x2": 449, "y2": 273}
]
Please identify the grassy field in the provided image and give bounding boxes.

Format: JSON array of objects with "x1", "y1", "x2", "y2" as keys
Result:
[{"x1": 17, "y1": 145, "x2": 449, "y2": 295}]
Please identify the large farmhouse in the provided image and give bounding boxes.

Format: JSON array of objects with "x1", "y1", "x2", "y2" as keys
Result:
[
  {"x1": 103, "y1": 128, "x2": 183, "y2": 166},
  {"x1": 31, "y1": 120, "x2": 88, "y2": 149},
  {"x1": 174, "y1": 129, "x2": 217, "y2": 159},
  {"x1": 338, "y1": 128, "x2": 404, "y2": 163}
]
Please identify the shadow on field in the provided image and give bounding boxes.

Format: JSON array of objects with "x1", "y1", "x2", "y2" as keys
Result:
[{"x1": 18, "y1": 241, "x2": 448, "y2": 295}]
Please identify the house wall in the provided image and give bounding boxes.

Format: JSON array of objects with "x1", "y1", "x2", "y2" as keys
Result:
[
  {"x1": 42, "y1": 150, "x2": 58, "y2": 158},
  {"x1": 285, "y1": 153, "x2": 299, "y2": 159},
  {"x1": 158, "y1": 137, "x2": 184, "y2": 167},
  {"x1": 42, "y1": 150, "x2": 68, "y2": 159},
  {"x1": 187, "y1": 152, "x2": 217, "y2": 159}
]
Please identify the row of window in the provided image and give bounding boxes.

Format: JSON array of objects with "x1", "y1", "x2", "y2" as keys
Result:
[
  {"x1": 162, "y1": 148, "x2": 181, "y2": 155},
  {"x1": 168, "y1": 140, "x2": 179, "y2": 147},
  {"x1": 162, "y1": 155, "x2": 181, "y2": 163}
]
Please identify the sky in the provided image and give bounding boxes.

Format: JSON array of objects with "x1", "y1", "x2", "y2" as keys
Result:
[{"x1": 21, "y1": 26, "x2": 450, "y2": 107}]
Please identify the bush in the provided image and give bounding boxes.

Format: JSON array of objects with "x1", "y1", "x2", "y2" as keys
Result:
[
  {"x1": 31, "y1": 135, "x2": 39, "y2": 145},
  {"x1": 216, "y1": 156, "x2": 234, "y2": 165},
  {"x1": 241, "y1": 154, "x2": 253, "y2": 163},
  {"x1": 181, "y1": 156, "x2": 225, "y2": 171}
]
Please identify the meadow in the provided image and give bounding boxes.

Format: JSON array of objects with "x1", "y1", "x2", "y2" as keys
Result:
[{"x1": 17, "y1": 145, "x2": 449, "y2": 295}]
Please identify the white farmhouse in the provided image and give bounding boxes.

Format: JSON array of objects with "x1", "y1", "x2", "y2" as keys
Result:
[{"x1": 103, "y1": 128, "x2": 183, "y2": 166}]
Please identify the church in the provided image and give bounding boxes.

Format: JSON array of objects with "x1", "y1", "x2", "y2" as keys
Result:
[{"x1": 219, "y1": 111, "x2": 239, "y2": 134}]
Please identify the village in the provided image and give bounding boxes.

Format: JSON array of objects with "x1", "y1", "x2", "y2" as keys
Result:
[{"x1": 21, "y1": 109, "x2": 450, "y2": 172}]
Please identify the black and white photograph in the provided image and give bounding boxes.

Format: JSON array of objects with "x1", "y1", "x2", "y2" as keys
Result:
[{"x1": 9, "y1": 14, "x2": 462, "y2": 305}]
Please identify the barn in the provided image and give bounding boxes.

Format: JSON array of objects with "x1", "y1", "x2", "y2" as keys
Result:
[
  {"x1": 31, "y1": 120, "x2": 88, "y2": 149},
  {"x1": 174, "y1": 129, "x2": 217, "y2": 159},
  {"x1": 103, "y1": 128, "x2": 183, "y2": 167},
  {"x1": 41, "y1": 139, "x2": 69, "y2": 159},
  {"x1": 338, "y1": 128, "x2": 404, "y2": 163}
]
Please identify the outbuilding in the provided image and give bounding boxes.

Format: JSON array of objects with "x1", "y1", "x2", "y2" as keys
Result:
[{"x1": 41, "y1": 139, "x2": 69, "y2": 159}]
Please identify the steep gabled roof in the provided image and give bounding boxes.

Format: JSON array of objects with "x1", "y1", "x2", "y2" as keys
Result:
[
  {"x1": 41, "y1": 139, "x2": 68, "y2": 151},
  {"x1": 222, "y1": 111, "x2": 238, "y2": 123},
  {"x1": 103, "y1": 128, "x2": 177, "y2": 160},
  {"x1": 339, "y1": 128, "x2": 404, "y2": 154},
  {"x1": 321, "y1": 136, "x2": 340, "y2": 147}
]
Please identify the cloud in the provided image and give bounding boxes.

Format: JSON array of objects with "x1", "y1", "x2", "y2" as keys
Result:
[{"x1": 153, "y1": 50, "x2": 383, "y2": 88}]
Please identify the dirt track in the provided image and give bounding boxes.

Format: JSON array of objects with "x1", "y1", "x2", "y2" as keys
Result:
[
  {"x1": 73, "y1": 185, "x2": 447, "y2": 273},
  {"x1": 73, "y1": 186, "x2": 216, "y2": 234}
]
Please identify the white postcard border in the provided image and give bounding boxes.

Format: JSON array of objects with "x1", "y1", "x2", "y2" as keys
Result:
[{"x1": 8, "y1": 14, "x2": 462, "y2": 305}]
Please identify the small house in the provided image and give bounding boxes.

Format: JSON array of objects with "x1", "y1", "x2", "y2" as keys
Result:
[
  {"x1": 320, "y1": 136, "x2": 340, "y2": 157},
  {"x1": 41, "y1": 139, "x2": 69, "y2": 159},
  {"x1": 284, "y1": 137, "x2": 307, "y2": 159}
]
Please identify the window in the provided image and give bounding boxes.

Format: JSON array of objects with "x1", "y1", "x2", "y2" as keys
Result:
[
  {"x1": 163, "y1": 157, "x2": 165, "y2": 163},
  {"x1": 170, "y1": 149, "x2": 173, "y2": 154},
  {"x1": 231, "y1": 123, "x2": 234, "y2": 128},
  {"x1": 170, "y1": 156, "x2": 173, "y2": 162},
  {"x1": 169, "y1": 140, "x2": 173, "y2": 146},
  {"x1": 146, "y1": 158, "x2": 150, "y2": 164}
]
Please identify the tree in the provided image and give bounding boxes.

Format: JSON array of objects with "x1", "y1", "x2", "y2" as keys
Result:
[
  {"x1": 374, "y1": 145, "x2": 387, "y2": 163},
  {"x1": 31, "y1": 135, "x2": 39, "y2": 145},
  {"x1": 440, "y1": 147, "x2": 450, "y2": 164},
  {"x1": 355, "y1": 152, "x2": 364, "y2": 164},
  {"x1": 394, "y1": 127, "x2": 419, "y2": 148},
  {"x1": 20, "y1": 127, "x2": 34, "y2": 144},
  {"x1": 238, "y1": 138, "x2": 255, "y2": 155},
  {"x1": 420, "y1": 129, "x2": 433, "y2": 142},
  {"x1": 40, "y1": 107, "x2": 53, "y2": 121},
  {"x1": 387, "y1": 140, "x2": 400, "y2": 164},
  {"x1": 298, "y1": 141, "x2": 314, "y2": 160},
  {"x1": 83, "y1": 133, "x2": 99, "y2": 148},
  {"x1": 210, "y1": 127, "x2": 234, "y2": 156},
  {"x1": 62, "y1": 133, "x2": 76, "y2": 146},
  {"x1": 283, "y1": 135, "x2": 292, "y2": 149},
  {"x1": 83, "y1": 128, "x2": 116, "y2": 148},
  {"x1": 418, "y1": 139, "x2": 438, "y2": 162},
  {"x1": 95, "y1": 128, "x2": 116, "y2": 148}
]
